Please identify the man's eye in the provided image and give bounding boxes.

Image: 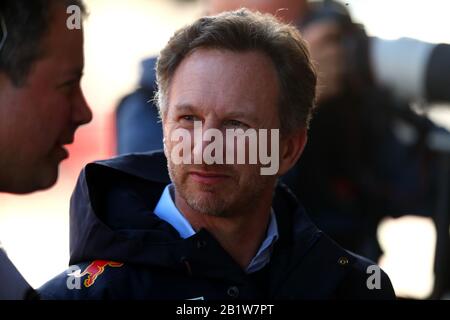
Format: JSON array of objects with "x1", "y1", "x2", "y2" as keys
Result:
[
  {"x1": 225, "y1": 120, "x2": 247, "y2": 128},
  {"x1": 181, "y1": 115, "x2": 198, "y2": 121},
  {"x1": 58, "y1": 80, "x2": 79, "y2": 92}
]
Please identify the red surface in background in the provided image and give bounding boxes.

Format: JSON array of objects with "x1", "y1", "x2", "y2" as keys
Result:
[{"x1": 63, "y1": 110, "x2": 116, "y2": 181}]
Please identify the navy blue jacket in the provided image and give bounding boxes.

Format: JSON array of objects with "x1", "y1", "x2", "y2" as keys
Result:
[{"x1": 39, "y1": 151, "x2": 396, "y2": 300}]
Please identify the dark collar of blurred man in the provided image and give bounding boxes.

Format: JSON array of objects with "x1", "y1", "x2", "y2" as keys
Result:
[{"x1": 0, "y1": 0, "x2": 91, "y2": 300}]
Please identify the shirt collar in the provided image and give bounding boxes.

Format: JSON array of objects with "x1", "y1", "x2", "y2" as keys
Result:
[
  {"x1": 153, "y1": 184, "x2": 195, "y2": 239},
  {"x1": 153, "y1": 184, "x2": 279, "y2": 273}
]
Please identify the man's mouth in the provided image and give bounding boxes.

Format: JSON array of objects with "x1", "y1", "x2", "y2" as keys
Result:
[
  {"x1": 188, "y1": 170, "x2": 231, "y2": 185},
  {"x1": 55, "y1": 136, "x2": 74, "y2": 160}
]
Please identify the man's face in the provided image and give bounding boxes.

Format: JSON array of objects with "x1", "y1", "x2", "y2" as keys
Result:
[
  {"x1": 164, "y1": 49, "x2": 280, "y2": 217},
  {"x1": 0, "y1": 5, "x2": 92, "y2": 193}
]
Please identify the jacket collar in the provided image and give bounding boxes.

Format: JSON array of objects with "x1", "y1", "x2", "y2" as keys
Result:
[{"x1": 69, "y1": 151, "x2": 323, "y2": 284}]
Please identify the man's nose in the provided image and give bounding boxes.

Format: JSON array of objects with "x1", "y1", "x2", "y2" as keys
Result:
[
  {"x1": 72, "y1": 88, "x2": 93, "y2": 126},
  {"x1": 192, "y1": 119, "x2": 224, "y2": 159}
]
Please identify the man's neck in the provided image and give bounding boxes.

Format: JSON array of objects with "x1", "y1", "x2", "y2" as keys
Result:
[{"x1": 174, "y1": 190, "x2": 273, "y2": 270}]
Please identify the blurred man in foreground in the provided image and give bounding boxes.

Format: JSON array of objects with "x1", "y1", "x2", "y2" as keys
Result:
[{"x1": 0, "y1": 0, "x2": 92, "y2": 299}]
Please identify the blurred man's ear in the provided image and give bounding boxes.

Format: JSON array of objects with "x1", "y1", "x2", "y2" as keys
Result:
[{"x1": 277, "y1": 127, "x2": 307, "y2": 176}]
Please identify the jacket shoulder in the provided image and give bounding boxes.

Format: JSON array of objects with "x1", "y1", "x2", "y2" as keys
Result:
[
  {"x1": 336, "y1": 251, "x2": 396, "y2": 299},
  {"x1": 311, "y1": 234, "x2": 396, "y2": 299},
  {"x1": 279, "y1": 233, "x2": 396, "y2": 299}
]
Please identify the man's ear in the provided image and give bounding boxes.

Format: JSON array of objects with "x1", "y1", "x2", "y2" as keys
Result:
[{"x1": 277, "y1": 127, "x2": 308, "y2": 176}]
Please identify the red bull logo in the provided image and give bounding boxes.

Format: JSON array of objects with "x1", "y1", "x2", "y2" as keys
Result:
[{"x1": 79, "y1": 260, "x2": 124, "y2": 288}]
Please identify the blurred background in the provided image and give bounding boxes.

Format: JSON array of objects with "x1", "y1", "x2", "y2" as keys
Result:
[{"x1": 0, "y1": 0, "x2": 449, "y2": 299}]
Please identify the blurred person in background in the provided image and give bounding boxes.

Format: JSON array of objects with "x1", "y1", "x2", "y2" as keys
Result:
[
  {"x1": 0, "y1": 0, "x2": 92, "y2": 299},
  {"x1": 285, "y1": 0, "x2": 450, "y2": 299},
  {"x1": 114, "y1": 0, "x2": 450, "y2": 298}
]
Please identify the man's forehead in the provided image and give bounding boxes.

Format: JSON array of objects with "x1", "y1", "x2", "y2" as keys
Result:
[
  {"x1": 167, "y1": 49, "x2": 279, "y2": 120},
  {"x1": 171, "y1": 49, "x2": 279, "y2": 92},
  {"x1": 44, "y1": 4, "x2": 84, "y2": 49},
  {"x1": 177, "y1": 49, "x2": 247, "y2": 74},
  {"x1": 38, "y1": 10, "x2": 84, "y2": 74}
]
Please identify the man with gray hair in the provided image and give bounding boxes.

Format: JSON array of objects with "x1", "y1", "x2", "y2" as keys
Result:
[
  {"x1": 40, "y1": 9, "x2": 395, "y2": 299},
  {"x1": 0, "y1": 0, "x2": 91, "y2": 299}
]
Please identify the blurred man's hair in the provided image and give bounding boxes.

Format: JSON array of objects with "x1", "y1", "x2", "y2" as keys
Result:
[
  {"x1": 0, "y1": 0, "x2": 86, "y2": 87},
  {"x1": 156, "y1": 8, "x2": 316, "y2": 133}
]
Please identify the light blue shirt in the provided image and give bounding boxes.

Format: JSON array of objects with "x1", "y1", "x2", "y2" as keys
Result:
[{"x1": 154, "y1": 184, "x2": 279, "y2": 274}]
